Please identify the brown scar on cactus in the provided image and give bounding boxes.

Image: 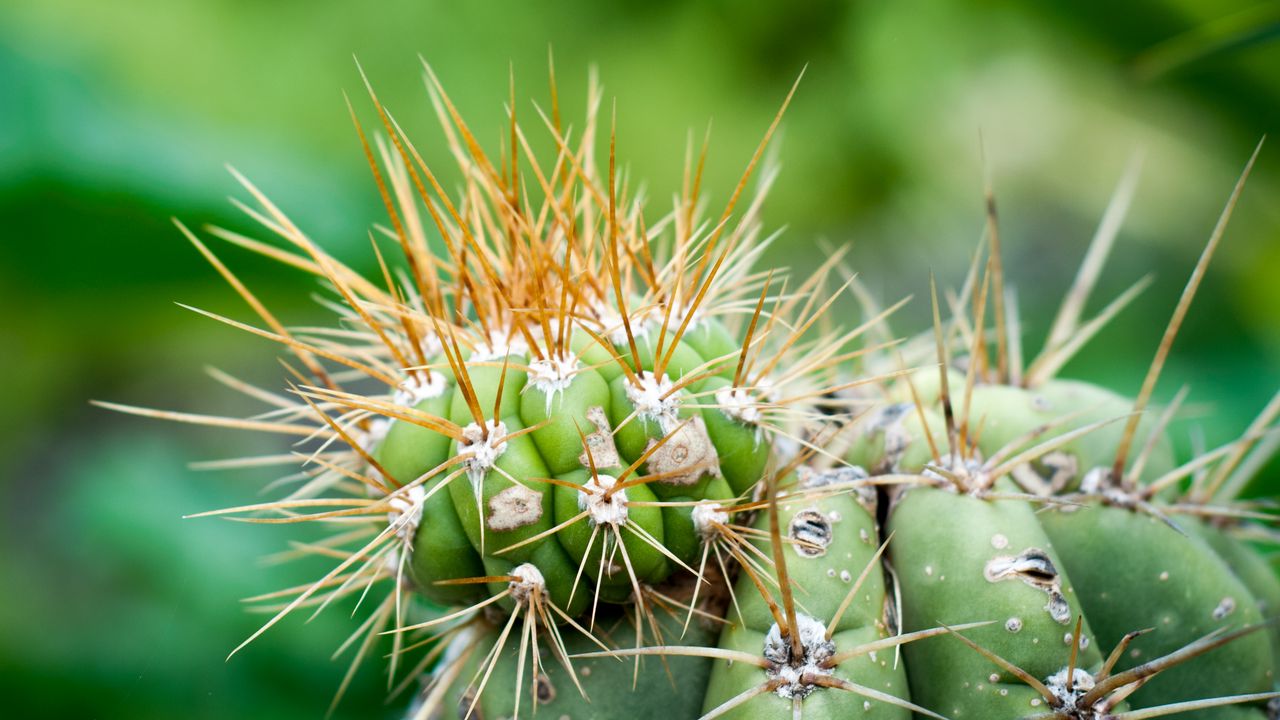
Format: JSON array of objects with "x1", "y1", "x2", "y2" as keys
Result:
[
  {"x1": 643, "y1": 416, "x2": 723, "y2": 486},
  {"x1": 487, "y1": 485, "x2": 544, "y2": 531},
  {"x1": 579, "y1": 406, "x2": 621, "y2": 469}
]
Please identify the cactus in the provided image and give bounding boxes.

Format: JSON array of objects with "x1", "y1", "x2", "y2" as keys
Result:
[{"x1": 98, "y1": 64, "x2": 1280, "y2": 720}]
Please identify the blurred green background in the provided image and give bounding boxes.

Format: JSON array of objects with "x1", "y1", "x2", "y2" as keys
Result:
[{"x1": 3, "y1": 1, "x2": 1279, "y2": 718}]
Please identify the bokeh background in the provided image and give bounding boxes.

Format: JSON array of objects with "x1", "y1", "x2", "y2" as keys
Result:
[{"x1": 3, "y1": 1, "x2": 1279, "y2": 718}]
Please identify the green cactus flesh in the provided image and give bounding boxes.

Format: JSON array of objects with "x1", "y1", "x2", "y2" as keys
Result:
[
  {"x1": 437, "y1": 606, "x2": 720, "y2": 720},
  {"x1": 369, "y1": 321, "x2": 764, "y2": 612},
  {"x1": 1184, "y1": 519, "x2": 1280, "y2": 671},
  {"x1": 889, "y1": 484, "x2": 1105, "y2": 718},
  {"x1": 702, "y1": 471, "x2": 912, "y2": 719},
  {"x1": 1040, "y1": 505, "x2": 1274, "y2": 718}
]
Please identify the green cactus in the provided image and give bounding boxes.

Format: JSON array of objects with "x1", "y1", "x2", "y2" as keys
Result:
[{"x1": 99, "y1": 65, "x2": 1280, "y2": 720}]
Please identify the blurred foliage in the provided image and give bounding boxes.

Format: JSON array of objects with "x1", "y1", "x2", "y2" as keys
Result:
[{"x1": 2, "y1": 1, "x2": 1278, "y2": 718}]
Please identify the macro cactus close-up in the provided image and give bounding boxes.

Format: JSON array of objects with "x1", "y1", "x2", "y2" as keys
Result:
[
  {"x1": 7, "y1": 4, "x2": 1280, "y2": 720},
  {"x1": 91, "y1": 62, "x2": 1280, "y2": 719}
]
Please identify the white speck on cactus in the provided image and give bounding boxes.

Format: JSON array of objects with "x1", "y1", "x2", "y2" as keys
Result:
[
  {"x1": 715, "y1": 385, "x2": 762, "y2": 424},
  {"x1": 590, "y1": 300, "x2": 651, "y2": 347},
  {"x1": 356, "y1": 416, "x2": 391, "y2": 455},
  {"x1": 528, "y1": 352, "x2": 582, "y2": 415},
  {"x1": 1080, "y1": 466, "x2": 1112, "y2": 494},
  {"x1": 471, "y1": 328, "x2": 529, "y2": 362},
  {"x1": 382, "y1": 547, "x2": 401, "y2": 575},
  {"x1": 387, "y1": 483, "x2": 426, "y2": 545},
  {"x1": 578, "y1": 473, "x2": 628, "y2": 527},
  {"x1": 508, "y1": 563, "x2": 546, "y2": 606},
  {"x1": 625, "y1": 371, "x2": 681, "y2": 431},
  {"x1": 437, "y1": 623, "x2": 481, "y2": 673},
  {"x1": 459, "y1": 420, "x2": 509, "y2": 491},
  {"x1": 661, "y1": 298, "x2": 703, "y2": 337},
  {"x1": 1044, "y1": 666, "x2": 1097, "y2": 714},
  {"x1": 416, "y1": 332, "x2": 443, "y2": 360},
  {"x1": 763, "y1": 613, "x2": 836, "y2": 700},
  {"x1": 393, "y1": 369, "x2": 447, "y2": 407},
  {"x1": 486, "y1": 484, "x2": 544, "y2": 531},
  {"x1": 1213, "y1": 597, "x2": 1237, "y2": 620},
  {"x1": 691, "y1": 500, "x2": 729, "y2": 538},
  {"x1": 923, "y1": 455, "x2": 990, "y2": 494}
]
